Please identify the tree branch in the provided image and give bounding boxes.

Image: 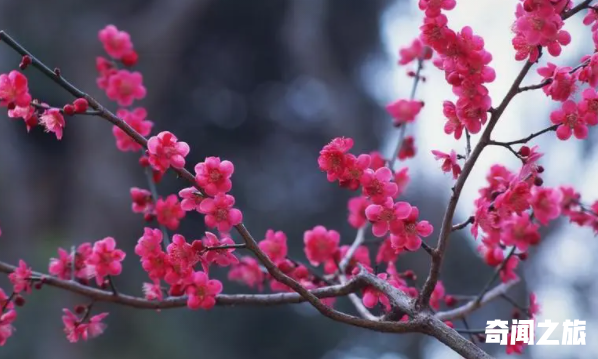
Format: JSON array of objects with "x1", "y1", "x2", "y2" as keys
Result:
[{"x1": 416, "y1": 59, "x2": 537, "y2": 310}]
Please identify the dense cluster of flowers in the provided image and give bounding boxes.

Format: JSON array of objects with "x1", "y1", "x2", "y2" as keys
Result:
[{"x1": 2, "y1": 1, "x2": 598, "y2": 355}]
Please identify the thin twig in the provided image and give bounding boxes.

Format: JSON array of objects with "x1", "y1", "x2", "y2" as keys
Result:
[
  {"x1": 451, "y1": 216, "x2": 474, "y2": 232},
  {"x1": 474, "y1": 246, "x2": 517, "y2": 305},
  {"x1": 490, "y1": 125, "x2": 558, "y2": 147},
  {"x1": 107, "y1": 276, "x2": 119, "y2": 296}
]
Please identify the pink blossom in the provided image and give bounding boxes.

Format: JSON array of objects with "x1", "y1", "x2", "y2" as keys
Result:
[
  {"x1": 390, "y1": 206, "x2": 433, "y2": 251},
  {"x1": 502, "y1": 213, "x2": 540, "y2": 252},
  {"x1": 49, "y1": 244, "x2": 94, "y2": 281},
  {"x1": 134, "y1": 227, "x2": 163, "y2": 258},
  {"x1": 398, "y1": 136, "x2": 416, "y2": 160},
  {"x1": 147, "y1": 131, "x2": 190, "y2": 172},
  {"x1": 0, "y1": 71, "x2": 32, "y2": 108},
  {"x1": 258, "y1": 229, "x2": 288, "y2": 263},
  {"x1": 478, "y1": 242, "x2": 505, "y2": 267},
  {"x1": 368, "y1": 151, "x2": 386, "y2": 170},
  {"x1": 530, "y1": 186, "x2": 562, "y2": 225},
  {"x1": 105, "y1": 70, "x2": 146, "y2": 106},
  {"x1": 9, "y1": 260, "x2": 32, "y2": 294},
  {"x1": 130, "y1": 187, "x2": 154, "y2": 215},
  {"x1": 394, "y1": 167, "x2": 410, "y2": 197},
  {"x1": 495, "y1": 181, "x2": 531, "y2": 215},
  {"x1": 202, "y1": 232, "x2": 239, "y2": 268},
  {"x1": 186, "y1": 271, "x2": 222, "y2": 310},
  {"x1": 386, "y1": 99, "x2": 424, "y2": 125},
  {"x1": 347, "y1": 196, "x2": 371, "y2": 229},
  {"x1": 198, "y1": 194, "x2": 243, "y2": 232},
  {"x1": 500, "y1": 256, "x2": 519, "y2": 283},
  {"x1": 62, "y1": 309, "x2": 108, "y2": 343},
  {"x1": 583, "y1": 8, "x2": 598, "y2": 31},
  {"x1": 577, "y1": 88, "x2": 598, "y2": 126},
  {"x1": 431, "y1": 149, "x2": 461, "y2": 179},
  {"x1": 550, "y1": 100, "x2": 588, "y2": 140},
  {"x1": 194, "y1": 157, "x2": 234, "y2": 196},
  {"x1": 537, "y1": 63, "x2": 576, "y2": 102},
  {"x1": 579, "y1": 54, "x2": 598, "y2": 87},
  {"x1": 113, "y1": 108, "x2": 153, "y2": 152},
  {"x1": 8, "y1": 104, "x2": 36, "y2": 132},
  {"x1": 98, "y1": 25, "x2": 134, "y2": 59},
  {"x1": 365, "y1": 197, "x2": 412, "y2": 237},
  {"x1": 142, "y1": 281, "x2": 164, "y2": 301},
  {"x1": 0, "y1": 309, "x2": 16, "y2": 346},
  {"x1": 39, "y1": 108, "x2": 66, "y2": 140},
  {"x1": 418, "y1": 0, "x2": 456, "y2": 17},
  {"x1": 362, "y1": 273, "x2": 402, "y2": 312},
  {"x1": 86, "y1": 237, "x2": 126, "y2": 286},
  {"x1": 166, "y1": 234, "x2": 200, "y2": 276},
  {"x1": 442, "y1": 101, "x2": 464, "y2": 140},
  {"x1": 178, "y1": 187, "x2": 204, "y2": 211},
  {"x1": 141, "y1": 251, "x2": 169, "y2": 281},
  {"x1": 318, "y1": 137, "x2": 354, "y2": 182},
  {"x1": 155, "y1": 195, "x2": 186, "y2": 230},
  {"x1": 228, "y1": 256, "x2": 264, "y2": 290},
  {"x1": 376, "y1": 237, "x2": 399, "y2": 264},
  {"x1": 339, "y1": 154, "x2": 371, "y2": 191},
  {"x1": 430, "y1": 281, "x2": 446, "y2": 310},
  {"x1": 398, "y1": 38, "x2": 433, "y2": 65},
  {"x1": 303, "y1": 226, "x2": 340, "y2": 266},
  {"x1": 360, "y1": 167, "x2": 398, "y2": 204},
  {"x1": 529, "y1": 292, "x2": 541, "y2": 318}
]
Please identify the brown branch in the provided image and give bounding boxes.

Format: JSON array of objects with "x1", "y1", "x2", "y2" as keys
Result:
[
  {"x1": 474, "y1": 246, "x2": 516, "y2": 306},
  {"x1": 562, "y1": 0, "x2": 594, "y2": 20},
  {"x1": 490, "y1": 125, "x2": 558, "y2": 147},
  {"x1": 436, "y1": 279, "x2": 520, "y2": 321},
  {"x1": 416, "y1": 59, "x2": 537, "y2": 310},
  {"x1": 0, "y1": 260, "x2": 362, "y2": 308}
]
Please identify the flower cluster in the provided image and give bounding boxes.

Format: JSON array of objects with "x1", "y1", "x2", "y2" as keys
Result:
[
  {"x1": 419, "y1": 3, "x2": 496, "y2": 137},
  {"x1": 512, "y1": 0, "x2": 572, "y2": 62}
]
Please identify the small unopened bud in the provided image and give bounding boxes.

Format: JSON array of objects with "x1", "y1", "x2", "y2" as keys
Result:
[
  {"x1": 534, "y1": 177, "x2": 543, "y2": 186},
  {"x1": 54, "y1": 68, "x2": 61, "y2": 77},
  {"x1": 14, "y1": 295, "x2": 25, "y2": 307},
  {"x1": 403, "y1": 270, "x2": 416, "y2": 281},
  {"x1": 74, "y1": 305, "x2": 86, "y2": 314},
  {"x1": 444, "y1": 295, "x2": 457, "y2": 307},
  {"x1": 6, "y1": 102, "x2": 15, "y2": 110},
  {"x1": 19, "y1": 55, "x2": 32, "y2": 70},
  {"x1": 407, "y1": 70, "x2": 416, "y2": 77},
  {"x1": 73, "y1": 98, "x2": 89, "y2": 113},
  {"x1": 518, "y1": 146, "x2": 530, "y2": 157},
  {"x1": 537, "y1": 165, "x2": 544, "y2": 173},
  {"x1": 63, "y1": 104, "x2": 75, "y2": 115},
  {"x1": 293, "y1": 266, "x2": 309, "y2": 279},
  {"x1": 518, "y1": 252, "x2": 528, "y2": 261},
  {"x1": 152, "y1": 170, "x2": 163, "y2": 184},
  {"x1": 138, "y1": 155, "x2": 150, "y2": 167},
  {"x1": 121, "y1": 50, "x2": 138, "y2": 67},
  {"x1": 34, "y1": 282, "x2": 43, "y2": 290},
  {"x1": 143, "y1": 213, "x2": 155, "y2": 222},
  {"x1": 444, "y1": 321, "x2": 454, "y2": 328},
  {"x1": 512, "y1": 309, "x2": 521, "y2": 319},
  {"x1": 477, "y1": 334, "x2": 486, "y2": 342}
]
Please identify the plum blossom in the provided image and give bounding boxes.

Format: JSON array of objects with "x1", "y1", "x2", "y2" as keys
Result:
[
  {"x1": 431, "y1": 149, "x2": 461, "y2": 179},
  {"x1": 365, "y1": 197, "x2": 412, "y2": 237},
  {"x1": 303, "y1": 226, "x2": 340, "y2": 266},
  {"x1": 86, "y1": 237, "x2": 126, "y2": 286},
  {"x1": 390, "y1": 206, "x2": 433, "y2": 251},
  {"x1": 194, "y1": 157, "x2": 234, "y2": 196},
  {"x1": 105, "y1": 70, "x2": 146, "y2": 106},
  {"x1": 185, "y1": 271, "x2": 223, "y2": 310},
  {"x1": 198, "y1": 194, "x2": 243, "y2": 232},
  {"x1": 147, "y1": 131, "x2": 190, "y2": 172}
]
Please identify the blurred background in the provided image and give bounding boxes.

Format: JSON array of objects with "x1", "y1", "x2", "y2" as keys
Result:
[{"x1": 0, "y1": 0, "x2": 597, "y2": 358}]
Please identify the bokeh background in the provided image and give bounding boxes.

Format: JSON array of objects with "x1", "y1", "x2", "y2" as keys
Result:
[{"x1": 0, "y1": 0, "x2": 597, "y2": 358}]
